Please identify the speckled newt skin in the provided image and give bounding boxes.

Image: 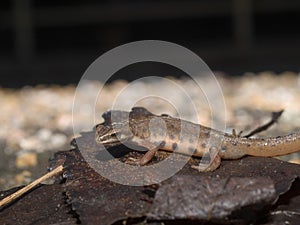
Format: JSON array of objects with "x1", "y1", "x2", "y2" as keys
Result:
[{"x1": 95, "y1": 107, "x2": 300, "y2": 171}]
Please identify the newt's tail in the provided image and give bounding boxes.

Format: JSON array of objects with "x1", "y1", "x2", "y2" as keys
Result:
[{"x1": 246, "y1": 133, "x2": 300, "y2": 157}]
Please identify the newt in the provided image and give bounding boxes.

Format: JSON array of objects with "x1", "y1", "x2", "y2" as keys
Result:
[{"x1": 95, "y1": 107, "x2": 300, "y2": 172}]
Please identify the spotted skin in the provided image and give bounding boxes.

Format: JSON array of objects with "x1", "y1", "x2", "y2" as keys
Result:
[{"x1": 96, "y1": 107, "x2": 300, "y2": 172}]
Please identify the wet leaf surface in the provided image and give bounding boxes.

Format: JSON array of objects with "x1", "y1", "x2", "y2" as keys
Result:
[
  {"x1": 265, "y1": 179, "x2": 300, "y2": 225},
  {"x1": 1, "y1": 130, "x2": 300, "y2": 224},
  {"x1": 148, "y1": 176, "x2": 276, "y2": 221}
]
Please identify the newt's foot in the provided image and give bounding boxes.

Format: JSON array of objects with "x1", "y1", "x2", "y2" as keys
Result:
[
  {"x1": 125, "y1": 149, "x2": 158, "y2": 166},
  {"x1": 232, "y1": 129, "x2": 243, "y2": 137},
  {"x1": 125, "y1": 157, "x2": 142, "y2": 166},
  {"x1": 191, "y1": 147, "x2": 221, "y2": 172}
]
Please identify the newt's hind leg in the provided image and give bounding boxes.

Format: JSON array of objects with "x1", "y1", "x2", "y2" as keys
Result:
[{"x1": 191, "y1": 146, "x2": 221, "y2": 172}]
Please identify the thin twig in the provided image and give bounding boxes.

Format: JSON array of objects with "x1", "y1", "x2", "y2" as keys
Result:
[
  {"x1": 0, "y1": 165, "x2": 64, "y2": 209},
  {"x1": 244, "y1": 110, "x2": 284, "y2": 138}
]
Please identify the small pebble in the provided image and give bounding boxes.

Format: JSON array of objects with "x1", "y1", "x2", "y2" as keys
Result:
[
  {"x1": 15, "y1": 170, "x2": 32, "y2": 185},
  {"x1": 37, "y1": 128, "x2": 52, "y2": 141},
  {"x1": 50, "y1": 133, "x2": 68, "y2": 148},
  {"x1": 20, "y1": 138, "x2": 41, "y2": 151},
  {"x1": 16, "y1": 152, "x2": 37, "y2": 168}
]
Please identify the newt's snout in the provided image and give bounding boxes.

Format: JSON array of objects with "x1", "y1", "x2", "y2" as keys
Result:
[{"x1": 96, "y1": 124, "x2": 133, "y2": 146}]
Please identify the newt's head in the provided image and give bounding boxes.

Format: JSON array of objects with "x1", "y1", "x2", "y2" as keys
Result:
[
  {"x1": 95, "y1": 122, "x2": 133, "y2": 146},
  {"x1": 96, "y1": 107, "x2": 154, "y2": 146}
]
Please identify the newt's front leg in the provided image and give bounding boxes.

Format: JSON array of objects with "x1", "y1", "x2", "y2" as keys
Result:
[
  {"x1": 126, "y1": 139, "x2": 160, "y2": 166},
  {"x1": 191, "y1": 147, "x2": 221, "y2": 172}
]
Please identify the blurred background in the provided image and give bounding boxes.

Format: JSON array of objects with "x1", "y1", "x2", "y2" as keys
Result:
[{"x1": 1, "y1": 0, "x2": 300, "y2": 87}]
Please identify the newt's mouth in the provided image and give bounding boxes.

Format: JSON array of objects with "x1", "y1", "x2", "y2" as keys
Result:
[
  {"x1": 96, "y1": 131, "x2": 130, "y2": 146},
  {"x1": 99, "y1": 137, "x2": 121, "y2": 145},
  {"x1": 97, "y1": 134, "x2": 120, "y2": 144}
]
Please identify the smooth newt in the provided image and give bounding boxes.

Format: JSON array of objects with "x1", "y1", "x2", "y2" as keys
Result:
[{"x1": 95, "y1": 107, "x2": 300, "y2": 171}]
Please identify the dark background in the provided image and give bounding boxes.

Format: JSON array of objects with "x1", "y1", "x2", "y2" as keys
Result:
[{"x1": 1, "y1": 0, "x2": 300, "y2": 87}]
